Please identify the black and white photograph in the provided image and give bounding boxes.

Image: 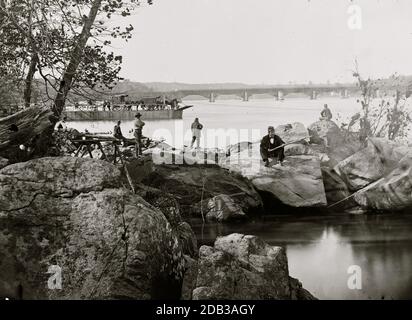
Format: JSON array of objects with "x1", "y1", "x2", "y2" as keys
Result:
[{"x1": 1, "y1": 0, "x2": 412, "y2": 309}]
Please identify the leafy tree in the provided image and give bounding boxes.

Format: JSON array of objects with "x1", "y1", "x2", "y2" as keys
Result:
[
  {"x1": 0, "y1": 0, "x2": 153, "y2": 162},
  {"x1": 0, "y1": 0, "x2": 153, "y2": 114}
]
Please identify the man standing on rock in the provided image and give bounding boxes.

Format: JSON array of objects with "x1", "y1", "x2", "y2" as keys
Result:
[
  {"x1": 134, "y1": 113, "x2": 145, "y2": 156},
  {"x1": 190, "y1": 117, "x2": 203, "y2": 149},
  {"x1": 260, "y1": 126, "x2": 285, "y2": 167}
]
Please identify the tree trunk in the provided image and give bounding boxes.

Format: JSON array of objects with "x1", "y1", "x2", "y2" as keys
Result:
[
  {"x1": 53, "y1": 0, "x2": 102, "y2": 117},
  {"x1": 23, "y1": 53, "x2": 39, "y2": 108},
  {"x1": 0, "y1": 106, "x2": 56, "y2": 162}
]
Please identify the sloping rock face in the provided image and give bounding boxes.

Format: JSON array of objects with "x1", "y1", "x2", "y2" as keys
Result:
[
  {"x1": 321, "y1": 168, "x2": 352, "y2": 209},
  {"x1": 148, "y1": 147, "x2": 227, "y2": 166},
  {"x1": 142, "y1": 187, "x2": 198, "y2": 258},
  {"x1": 354, "y1": 156, "x2": 412, "y2": 211},
  {"x1": 0, "y1": 157, "x2": 8, "y2": 170},
  {"x1": 206, "y1": 194, "x2": 247, "y2": 222},
  {"x1": 275, "y1": 122, "x2": 309, "y2": 143},
  {"x1": 138, "y1": 162, "x2": 263, "y2": 217},
  {"x1": 221, "y1": 143, "x2": 327, "y2": 208},
  {"x1": 334, "y1": 138, "x2": 410, "y2": 191},
  {"x1": 284, "y1": 143, "x2": 316, "y2": 156},
  {"x1": 308, "y1": 120, "x2": 343, "y2": 147},
  {"x1": 0, "y1": 157, "x2": 187, "y2": 299},
  {"x1": 185, "y1": 233, "x2": 315, "y2": 300}
]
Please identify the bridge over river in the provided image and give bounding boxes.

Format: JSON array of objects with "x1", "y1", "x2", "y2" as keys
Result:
[{"x1": 126, "y1": 84, "x2": 369, "y2": 102}]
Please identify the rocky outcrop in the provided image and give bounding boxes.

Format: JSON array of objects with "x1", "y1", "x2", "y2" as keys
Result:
[
  {"x1": 135, "y1": 160, "x2": 263, "y2": 218},
  {"x1": 0, "y1": 157, "x2": 8, "y2": 170},
  {"x1": 148, "y1": 147, "x2": 227, "y2": 166},
  {"x1": 142, "y1": 187, "x2": 198, "y2": 258},
  {"x1": 184, "y1": 233, "x2": 315, "y2": 300},
  {"x1": 275, "y1": 122, "x2": 309, "y2": 143},
  {"x1": 354, "y1": 156, "x2": 412, "y2": 211},
  {"x1": 206, "y1": 194, "x2": 247, "y2": 222},
  {"x1": 308, "y1": 120, "x2": 343, "y2": 147},
  {"x1": 221, "y1": 143, "x2": 327, "y2": 208},
  {"x1": 180, "y1": 255, "x2": 198, "y2": 300},
  {"x1": 334, "y1": 138, "x2": 410, "y2": 191},
  {"x1": 0, "y1": 157, "x2": 188, "y2": 299},
  {"x1": 321, "y1": 168, "x2": 352, "y2": 209},
  {"x1": 284, "y1": 143, "x2": 316, "y2": 156}
]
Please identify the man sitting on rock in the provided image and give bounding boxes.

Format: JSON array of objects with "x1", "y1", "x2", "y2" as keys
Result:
[
  {"x1": 320, "y1": 104, "x2": 333, "y2": 121},
  {"x1": 260, "y1": 126, "x2": 285, "y2": 167},
  {"x1": 113, "y1": 120, "x2": 127, "y2": 146}
]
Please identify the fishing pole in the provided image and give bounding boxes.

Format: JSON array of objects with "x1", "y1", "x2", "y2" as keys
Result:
[
  {"x1": 327, "y1": 177, "x2": 384, "y2": 208},
  {"x1": 267, "y1": 136, "x2": 312, "y2": 152}
]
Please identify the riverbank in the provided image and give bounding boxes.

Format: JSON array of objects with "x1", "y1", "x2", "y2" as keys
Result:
[
  {"x1": 189, "y1": 213, "x2": 412, "y2": 299},
  {"x1": 1, "y1": 115, "x2": 412, "y2": 300},
  {"x1": 0, "y1": 156, "x2": 315, "y2": 300}
]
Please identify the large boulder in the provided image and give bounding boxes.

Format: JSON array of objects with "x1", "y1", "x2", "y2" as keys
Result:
[
  {"x1": 284, "y1": 143, "x2": 316, "y2": 156},
  {"x1": 323, "y1": 140, "x2": 363, "y2": 168},
  {"x1": 136, "y1": 160, "x2": 263, "y2": 218},
  {"x1": 0, "y1": 157, "x2": 8, "y2": 170},
  {"x1": 354, "y1": 156, "x2": 412, "y2": 211},
  {"x1": 142, "y1": 187, "x2": 198, "y2": 258},
  {"x1": 275, "y1": 122, "x2": 309, "y2": 143},
  {"x1": 0, "y1": 157, "x2": 188, "y2": 299},
  {"x1": 206, "y1": 194, "x2": 247, "y2": 222},
  {"x1": 148, "y1": 147, "x2": 227, "y2": 166},
  {"x1": 186, "y1": 233, "x2": 315, "y2": 300},
  {"x1": 321, "y1": 168, "x2": 354, "y2": 209},
  {"x1": 308, "y1": 120, "x2": 343, "y2": 147},
  {"x1": 221, "y1": 142, "x2": 327, "y2": 208},
  {"x1": 334, "y1": 138, "x2": 411, "y2": 191}
]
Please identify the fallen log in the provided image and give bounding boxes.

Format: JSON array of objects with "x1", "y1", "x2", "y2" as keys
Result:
[{"x1": 0, "y1": 106, "x2": 56, "y2": 162}]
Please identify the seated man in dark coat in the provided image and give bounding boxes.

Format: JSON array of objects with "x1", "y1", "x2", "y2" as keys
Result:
[
  {"x1": 260, "y1": 126, "x2": 285, "y2": 167},
  {"x1": 113, "y1": 120, "x2": 127, "y2": 145}
]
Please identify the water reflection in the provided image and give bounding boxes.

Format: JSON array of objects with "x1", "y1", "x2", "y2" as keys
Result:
[{"x1": 189, "y1": 213, "x2": 412, "y2": 299}]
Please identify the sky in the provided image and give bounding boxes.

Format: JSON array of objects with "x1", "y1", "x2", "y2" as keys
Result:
[{"x1": 109, "y1": 0, "x2": 412, "y2": 84}]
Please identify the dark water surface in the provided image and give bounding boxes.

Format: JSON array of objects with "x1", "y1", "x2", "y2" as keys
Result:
[{"x1": 189, "y1": 213, "x2": 412, "y2": 300}]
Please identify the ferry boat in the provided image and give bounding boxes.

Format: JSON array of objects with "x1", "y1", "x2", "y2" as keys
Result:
[{"x1": 63, "y1": 95, "x2": 193, "y2": 121}]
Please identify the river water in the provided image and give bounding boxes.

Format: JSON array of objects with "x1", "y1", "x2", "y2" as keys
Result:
[
  {"x1": 69, "y1": 97, "x2": 412, "y2": 300},
  {"x1": 69, "y1": 97, "x2": 360, "y2": 148},
  {"x1": 189, "y1": 214, "x2": 412, "y2": 300}
]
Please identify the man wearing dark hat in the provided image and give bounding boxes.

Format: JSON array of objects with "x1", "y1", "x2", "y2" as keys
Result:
[
  {"x1": 320, "y1": 104, "x2": 333, "y2": 121},
  {"x1": 134, "y1": 113, "x2": 145, "y2": 156},
  {"x1": 190, "y1": 117, "x2": 203, "y2": 149},
  {"x1": 113, "y1": 120, "x2": 127, "y2": 146},
  {"x1": 260, "y1": 126, "x2": 285, "y2": 167}
]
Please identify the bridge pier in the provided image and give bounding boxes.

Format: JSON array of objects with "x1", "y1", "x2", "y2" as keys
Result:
[
  {"x1": 341, "y1": 89, "x2": 349, "y2": 99},
  {"x1": 310, "y1": 90, "x2": 318, "y2": 100},
  {"x1": 243, "y1": 91, "x2": 249, "y2": 102},
  {"x1": 209, "y1": 92, "x2": 215, "y2": 103},
  {"x1": 276, "y1": 91, "x2": 284, "y2": 100}
]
